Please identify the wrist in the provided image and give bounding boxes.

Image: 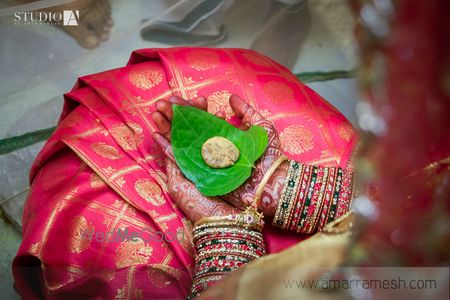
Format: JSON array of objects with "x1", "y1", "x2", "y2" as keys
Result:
[{"x1": 258, "y1": 160, "x2": 289, "y2": 217}]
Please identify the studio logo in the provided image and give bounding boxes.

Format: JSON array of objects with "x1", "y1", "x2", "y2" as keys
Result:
[
  {"x1": 63, "y1": 10, "x2": 79, "y2": 26},
  {"x1": 13, "y1": 10, "x2": 79, "y2": 26}
]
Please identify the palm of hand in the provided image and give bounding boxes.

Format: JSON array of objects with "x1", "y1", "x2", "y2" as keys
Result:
[{"x1": 151, "y1": 95, "x2": 282, "y2": 222}]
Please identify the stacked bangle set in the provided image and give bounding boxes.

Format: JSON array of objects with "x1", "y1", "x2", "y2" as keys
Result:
[
  {"x1": 272, "y1": 161, "x2": 354, "y2": 234},
  {"x1": 189, "y1": 156, "x2": 354, "y2": 298},
  {"x1": 188, "y1": 207, "x2": 265, "y2": 299}
]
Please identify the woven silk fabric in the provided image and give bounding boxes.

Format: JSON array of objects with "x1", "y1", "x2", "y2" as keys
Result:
[{"x1": 13, "y1": 48, "x2": 357, "y2": 299}]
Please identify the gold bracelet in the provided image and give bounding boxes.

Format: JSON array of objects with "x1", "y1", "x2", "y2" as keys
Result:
[
  {"x1": 194, "y1": 206, "x2": 264, "y2": 231},
  {"x1": 253, "y1": 155, "x2": 289, "y2": 209}
]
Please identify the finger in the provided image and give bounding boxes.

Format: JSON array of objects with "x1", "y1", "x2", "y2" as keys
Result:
[
  {"x1": 151, "y1": 111, "x2": 171, "y2": 139},
  {"x1": 229, "y1": 94, "x2": 264, "y2": 128},
  {"x1": 169, "y1": 95, "x2": 207, "y2": 111},
  {"x1": 215, "y1": 111, "x2": 225, "y2": 119},
  {"x1": 169, "y1": 95, "x2": 193, "y2": 106},
  {"x1": 166, "y1": 159, "x2": 240, "y2": 220},
  {"x1": 229, "y1": 94, "x2": 250, "y2": 118},
  {"x1": 153, "y1": 132, "x2": 175, "y2": 161},
  {"x1": 165, "y1": 157, "x2": 184, "y2": 180},
  {"x1": 242, "y1": 106, "x2": 264, "y2": 128},
  {"x1": 193, "y1": 96, "x2": 207, "y2": 111},
  {"x1": 155, "y1": 100, "x2": 173, "y2": 121}
]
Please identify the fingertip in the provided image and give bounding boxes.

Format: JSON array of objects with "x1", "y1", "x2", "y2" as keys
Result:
[
  {"x1": 151, "y1": 110, "x2": 161, "y2": 122},
  {"x1": 151, "y1": 110, "x2": 163, "y2": 124},
  {"x1": 155, "y1": 99, "x2": 173, "y2": 120},
  {"x1": 195, "y1": 96, "x2": 208, "y2": 111},
  {"x1": 229, "y1": 94, "x2": 244, "y2": 104},
  {"x1": 229, "y1": 94, "x2": 248, "y2": 118},
  {"x1": 215, "y1": 112, "x2": 225, "y2": 119},
  {"x1": 153, "y1": 131, "x2": 164, "y2": 142},
  {"x1": 169, "y1": 95, "x2": 191, "y2": 106},
  {"x1": 229, "y1": 94, "x2": 241, "y2": 100},
  {"x1": 152, "y1": 111, "x2": 172, "y2": 137},
  {"x1": 155, "y1": 99, "x2": 166, "y2": 111},
  {"x1": 169, "y1": 96, "x2": 181, "y2": 103}
]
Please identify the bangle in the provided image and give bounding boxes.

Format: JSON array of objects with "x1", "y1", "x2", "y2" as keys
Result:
[
  {"x1": 188, "y1": 209, "x2": 266, "y2": 299},
  {"x1": 194, "y1": 206, "x2": 264, "y2": 231},
  {"x1": 253, "y1": 155, "x2": 289, "y2": 210},
  {"x1": 272, "y1": 160, "x2": 302, "y2": 229},
  {"x1": 272, "y1": 162, "x2": 355, "y2": 234}
]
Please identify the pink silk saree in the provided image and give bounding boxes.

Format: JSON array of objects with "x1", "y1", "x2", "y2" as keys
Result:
[{"x1": 13, "y1": 48, "x2": 357, "y2": 299}]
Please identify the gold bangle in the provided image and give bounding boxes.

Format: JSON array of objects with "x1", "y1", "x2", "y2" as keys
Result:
[
  {"x1": 194, "y1": 206, "x2": 264, "y2": 231},
  {"x1": 253, "y1": 155, "x2": 289, "y2": 209}
]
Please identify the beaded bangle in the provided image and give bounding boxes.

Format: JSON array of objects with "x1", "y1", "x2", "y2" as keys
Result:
[
  {"x1": 272, "y1": 161, "x2": 354, "y2": 234},
  {"x1": 288, "y1": 165, "x2": 310, "y2": 231},
  {"x1": 272, "y1": 160, "x2": 302, "y2": 229},
  {"x1": 188, "y1": 209, "x2": 266, "y2": 299},
  {"x1": 195, "y1": 206, "x2": 264, "y2": 231}
]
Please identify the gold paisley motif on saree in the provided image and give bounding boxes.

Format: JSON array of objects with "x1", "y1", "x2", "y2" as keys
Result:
[
  {"x1": 337, "y1": 123, "x2": 353, "y2": 142},
  {"x1": 115, "y1": 238, "x2": 153, "y2": 268},
  {"x1": 186, "y1": 49, "x2": 220, "y2": 71},
  {"x1": 263, "y1": 80, "x2": 295, "y2": 104},
  {"x1": 91, "y1": 142, "x2": 122, "y2": 160},
  {"x1": 110, "y1": 122, "x2": 144, "y2": 151},
  {"x1": 207, "y1": 90, "x2": 234, "y2": 118},
  {"x1": 89, "y1": 172, "x2": 107, "y2": 189},
  {"x1": 280, "y1": 125, "x2": 314, "y2": 154},
  {"x1": 128, "y1": 67, "x2": 163, "y2": 90},
  {"x1": 134, "y1": 179, "x2": 166, "y2": 206},
  {"x1": 69, "y1": 216, "x2": 94, "y2": 254}
]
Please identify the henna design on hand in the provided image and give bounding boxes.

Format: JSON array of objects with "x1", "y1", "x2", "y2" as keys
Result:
[
  {"x1": 224, "y1": 105, "x2": 285, "y2": 214},
  {"x1": 152, "y1": 95, "x2": 289, "y2": 222},
  {"x1": 166, "y1": 159, "x2": 239, "y2": 222}
]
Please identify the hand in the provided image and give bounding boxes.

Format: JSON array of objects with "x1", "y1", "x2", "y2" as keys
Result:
[
  {"x1": 152, "y1": 95, "x2": 288, "y2": 217},
  {"x1": 152, "y1": 96, "x2": 239, "y2": 223}
]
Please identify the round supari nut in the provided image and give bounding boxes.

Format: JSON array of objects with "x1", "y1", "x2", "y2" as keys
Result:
[{"x1": 201, "y1": 136, "x2": 240, "y2": 168}]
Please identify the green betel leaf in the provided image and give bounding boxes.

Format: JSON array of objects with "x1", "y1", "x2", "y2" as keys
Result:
[{"x1": 171, "y1": 105, "x2": 268, "y2": 196}]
